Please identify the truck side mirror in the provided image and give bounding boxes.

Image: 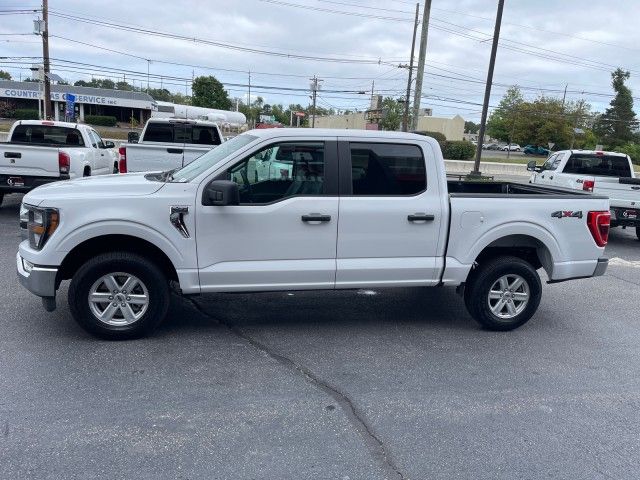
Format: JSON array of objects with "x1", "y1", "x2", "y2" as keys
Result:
[
  {"x1": 127, "y1": 131, "x2": 140, "y2": 143},
  {"x1": 103, "y1": 140, "x2": 115, "y2": 149},
  {"x1": 526, "y1": 160, "x2": 537, "y2": 172},
  {"x1": 202, "y1": 180, "x2": 240, "y2": 206}
]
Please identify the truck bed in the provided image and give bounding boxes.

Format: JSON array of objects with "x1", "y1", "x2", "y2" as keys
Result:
[{"x1": 447, "y1": 179, "x2": 607, "y2": 198}]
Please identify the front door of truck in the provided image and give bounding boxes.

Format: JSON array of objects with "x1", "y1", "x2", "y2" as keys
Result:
[{"x1": 196, "y1": 139, "x2": 339, "y2": 291}]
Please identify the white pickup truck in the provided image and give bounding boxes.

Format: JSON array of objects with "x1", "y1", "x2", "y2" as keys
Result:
[
  {"x1": 528, "y1": 150, "x2": 640, "y2": 240},
  {"x1": 17, "y1": 129, "x2": 610, "y2": 339},
  {"x1": 0, "y1": 120, "x2": 118, "y2": 205},
  {"x1": 118, "y1": 118, "x2": 224, "y2": 173}
]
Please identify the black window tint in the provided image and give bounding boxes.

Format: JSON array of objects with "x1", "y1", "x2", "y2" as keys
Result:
[
  {"x1": 144, "y1": 123, "x2": 174, "y2": 142},
  {"x1": 350, "y1": 143, "x2": 426, "y2": 195},
  {"x1": 192, "y1": 126, "x2": 221, "y2": 145},
  {"x1": 11, "y1": 125, "x2": 85, "y2": 147},
  {"x1": 225, "y1": 142, "x2": 325, "y2": 204},
  {"x1": 564, "y1": 154, "x2": 632, "y2": 178}
]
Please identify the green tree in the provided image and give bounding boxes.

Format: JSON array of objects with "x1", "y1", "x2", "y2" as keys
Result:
[
  {"x1": 487, "y1": 86, "x2": 524, "y2": 142},
  {"x1": 192, "y1": 75, "x2": 232, "y2": 110},
  {"x1": 116, "y1": 81, "x2": 134, "y2": 91},
  {"x1": 593, "y1": 68, "x2": 639, "y2": 147},
  {"x1": 0, "y1": 70, "x2": 12, "y2": 80},
  {"x1": 464, "y1": 121, "x2": 479, "y2": 134},
  {"x1": 379, "y1": 97, "x2": 403, "y2": 131}
]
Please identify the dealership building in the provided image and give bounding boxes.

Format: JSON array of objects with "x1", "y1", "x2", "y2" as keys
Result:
[{"x1": 0, "y1": 80, "x2": 156, "y2": 123}]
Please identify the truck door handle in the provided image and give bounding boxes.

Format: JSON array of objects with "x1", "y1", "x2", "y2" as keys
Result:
[
  {"x1": 167, "y1": 148, "x2": 183, "y2": 154},
  {"x1": 408, "y1": 213, "x2": 435, "y2": 222},
  {"x1": 4, "y1": 152, "x2": 21, "y2": 159},
  {"x1": 301, "y1": 213, "x2": 331, "y2": 222},
  {"x1": 549, "y1": 176, "x2": 554, "y2": 180}
]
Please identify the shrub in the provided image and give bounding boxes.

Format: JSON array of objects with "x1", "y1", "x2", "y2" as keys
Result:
[
  {"x1": 616, "y1": 142, "x2": 640, "y2": 166},
  {"x1": 0, "y1": 101, "x2": 16, "y2": 118},
  {"x1": 413, "y1": 130, "x2": 446, "y2": 143},
  {"x1": 14, "y1": 109, "x2": 39, "y2": 120},
  {"x1": 442, "y1": 140, "x2": 476, "y2": 160},
  {"x1": 85, "y1": 115, "x2": 117, "y2": 127}
]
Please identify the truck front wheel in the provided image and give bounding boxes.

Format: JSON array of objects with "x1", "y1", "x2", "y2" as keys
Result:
[
  {"x1": 68, "y1": 252, "x2": 170, "y2": 339},
  {"x1": 464, "y1": 256, "x2": 542, "y2": 331}
]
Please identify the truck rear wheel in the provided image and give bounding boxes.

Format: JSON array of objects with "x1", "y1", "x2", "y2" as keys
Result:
[
  {"x1": 68, "y1": 252, "x2": 170, "y2": 339},
  {"x1": 636, "y1": 226, "x2": 640, "y2": 241},
  {"x1": 464, "y1": 256, "x2": 541, "y2": 331}
]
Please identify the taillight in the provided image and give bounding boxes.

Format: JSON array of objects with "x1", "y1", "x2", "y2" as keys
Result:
[
  {"x1": 583, "y1": 179, "x2": 595, "y2": 192},
  {"x1": 58, "y1": 151, "x2": 70, "y2": 175},
  {"x1": 587, "y1": 211, "x2": 610, "y2": 247},
  {"x1": 118, "y1": 146, "x2": 127, "y2": 173}
]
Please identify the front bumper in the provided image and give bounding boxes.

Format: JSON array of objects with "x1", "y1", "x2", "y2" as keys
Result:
[{"x1": 16, "y1": 252, "x2": 58, "y2": 298}]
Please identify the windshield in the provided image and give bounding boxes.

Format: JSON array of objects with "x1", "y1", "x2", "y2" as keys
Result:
[{"x1": 170, "y1": 133, "x2": 257, "y2": 182}]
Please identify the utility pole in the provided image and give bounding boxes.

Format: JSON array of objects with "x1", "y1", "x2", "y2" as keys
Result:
[
  {"x1": 310, "y1": 75, "x2": 322, "y2": 128},
  {"x1": 403, "y1": 2, "x2": 420, "y2": 132},
  {"x1": 561, "y1": 83, "x2": 568, "y2": 109},
  {"x1": 472, "y1": 0, "x2": 505, "y2": 176},
  {"x1": 411, "y1": 0, "x2": 432, "y2": 131},
  {"x1": 41, "y1": 0, "x2": 51, "y2": 119},
  {"x1": 146, "y1": 60, "x2": 150, "y2": 92},
  {"x1": 248, "y1": 70, "x2": 251, "y2": 127}
]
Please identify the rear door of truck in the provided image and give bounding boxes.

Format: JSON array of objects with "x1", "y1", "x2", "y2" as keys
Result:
[{"x1": 335, "y1": 137, "x2": 448, "y2": 288}]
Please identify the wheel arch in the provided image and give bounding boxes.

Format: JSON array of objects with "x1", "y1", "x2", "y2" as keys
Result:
[
  {"x1": 472, "y1": 234, "x2": 554, "y2": 277},
  {"x1": 57, "y1": 234, "x2": 179, "y2": 285}
]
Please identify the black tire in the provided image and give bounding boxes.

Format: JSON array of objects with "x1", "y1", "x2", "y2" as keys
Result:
[
  {"x1": 68, "y1": 252, "x2": 170, "y2": 340},
  {"x1": 83, "y1": 167, "x2": 91, "y2": 177},
  {"x1": 0, "y1": 193, "x2": 4, "y2": 206},
  {"x1": 636, "y1": 225, "x2": 640, "y2": 241},
  {"x1": 464, "y1": 255, "x2": 542, "y2": 331},
  {"x1": 113, "y1": 162, "x2": 119, "y2": 174}
]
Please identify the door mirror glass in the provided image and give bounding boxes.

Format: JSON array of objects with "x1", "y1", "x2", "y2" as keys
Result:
[
  {"x1": 203, "y1": 180, "x2": 240, "y2": 206},
  {"x1": 526, "y1": 160, "x2": 537, "y2": 172},
  {"x1": 103, "y1": 140, "x2": 115, "y2": 149}
]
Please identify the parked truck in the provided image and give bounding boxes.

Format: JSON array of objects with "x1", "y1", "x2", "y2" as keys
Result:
[
  {"x1": 18, "y1": 129, "x2": 610, "y2": 339},
  {"x1": 118, "y1": 118, "x2": 224, "y2": 173},
  {"x1": 528, "y1": 150, "x2": 640, "y2": 240},
  {"x1": 0, "y1": 120, "x2": 118, "y2": 205}
]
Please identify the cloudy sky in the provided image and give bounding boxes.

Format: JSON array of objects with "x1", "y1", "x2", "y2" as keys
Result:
[{"x1": 2, "y1": 0, "x2": 640, "y2": 121}]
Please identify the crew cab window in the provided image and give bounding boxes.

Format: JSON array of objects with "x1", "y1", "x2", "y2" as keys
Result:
[
  {"x1": 11, "y1": 125, "x2": 85, "y2": 147},
  {"x1": 222, "y1": 142, "x2": 325, "y2": 204},
  {"x1": 349, "y1": 143, "x2": 426, "y2": 195},
  {"x1": 144, "y1": 123, "x2": 174, "y2": 143},
  {"x1": 564, "y1": 153, "x2": 632, "y2": 178}
]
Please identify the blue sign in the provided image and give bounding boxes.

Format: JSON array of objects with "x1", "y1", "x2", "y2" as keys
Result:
[{"x1": 65, "y1": 93, "x2": 76, "y2": 121}]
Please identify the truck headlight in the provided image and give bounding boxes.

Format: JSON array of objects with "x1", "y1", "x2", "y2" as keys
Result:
[{"x1": 25, "y1": 205, "x2": 59, "y2": 250}]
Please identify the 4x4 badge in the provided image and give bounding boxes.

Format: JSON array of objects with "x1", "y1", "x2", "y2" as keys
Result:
[{"x1": 551, "y1": 210, "x2": 583, "y2": 219}]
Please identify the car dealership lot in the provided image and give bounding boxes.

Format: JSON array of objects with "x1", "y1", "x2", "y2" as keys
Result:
[{"x1": 1, "y1": 192, "x2": 639, "y2": 479}]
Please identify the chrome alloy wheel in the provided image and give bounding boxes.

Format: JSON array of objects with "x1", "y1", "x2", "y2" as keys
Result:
[
  {"x1": 88, "y1": 273, "x2": 149, "y2": 326},
  {"x1": 487, "y1": 274, "x2": 530, "y2": 320}
]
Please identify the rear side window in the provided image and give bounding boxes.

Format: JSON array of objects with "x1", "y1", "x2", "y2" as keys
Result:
[
  {"x1": 350, "y1": 143, "x2": 426, "y2": 195},
  {"x1": 189, "y1": 126, "x2": 221, "y2": 145},
  {"x1": 11, "y1": 125, "x2": 85, "y2": 147},
  {"x1": 143, "y1": 123, "x2": 174, "y2": 142},
  {"x1": 564, "y1": 154, "x2": 632, "y2": 178}
]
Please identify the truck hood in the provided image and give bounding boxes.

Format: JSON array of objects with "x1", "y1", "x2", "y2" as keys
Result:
[{"x1": 23, "y1": 173, "x2": 166, "y2": 206}]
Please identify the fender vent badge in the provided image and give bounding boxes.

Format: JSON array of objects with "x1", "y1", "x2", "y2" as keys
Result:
[{"x1": 170, "y1": 206, "x2": 190, "y2": 238}]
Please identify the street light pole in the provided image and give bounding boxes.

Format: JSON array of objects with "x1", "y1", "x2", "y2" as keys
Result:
[
  {"x1": 472, "y1": 0, "x2": 505, "y2": 176},
  {"x1": 41, "y1": 0, "x2": 51, "y2": 119}
]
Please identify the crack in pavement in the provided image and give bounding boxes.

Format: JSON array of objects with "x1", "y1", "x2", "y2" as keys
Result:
[
  {"x1": 187, "y1": 297, "x2": 405, "y2": 480},
  {"x1": 606, "y1": 272, "x2": 640, "y2": 288}
]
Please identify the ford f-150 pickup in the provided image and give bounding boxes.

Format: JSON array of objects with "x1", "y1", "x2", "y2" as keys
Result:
[
  {"x1": 0, "y1": 120, "x2": 118, "y2": 205},
  {"x1": 528, "y1": 150, "x2": 640, "y2": 240},
  {"x1": 17, "y1": 129, "x2": 610, "y2": 339}
]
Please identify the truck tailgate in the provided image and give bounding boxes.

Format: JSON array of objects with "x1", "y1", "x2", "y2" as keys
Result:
[
  {"x1": 125, "y1": 143, "x2": 186, "y2": 172},
  {"x1": 593, "y1": 177, "x2": 640, "y2": 207},
  {"x1": 0, "y1": 145, "x2": 60, "y2": 177}
]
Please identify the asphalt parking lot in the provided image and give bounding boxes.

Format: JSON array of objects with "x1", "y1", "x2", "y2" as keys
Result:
[{"x1": 1, "y1": 191, "x2": 639, "y2": 480}]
